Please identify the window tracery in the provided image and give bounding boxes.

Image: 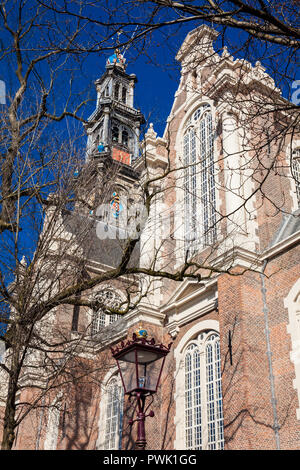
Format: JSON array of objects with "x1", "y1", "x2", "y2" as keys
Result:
[{"x1": 91, "y1": 289, "x2": 122, "y2": 335}]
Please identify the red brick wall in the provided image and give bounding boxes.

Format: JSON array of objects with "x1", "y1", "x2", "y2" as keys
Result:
[{"x1": 218, "y1": 244, "x2": 300, "y2": 449}]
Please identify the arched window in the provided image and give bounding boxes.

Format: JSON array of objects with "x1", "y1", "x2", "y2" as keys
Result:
[
  {"x1": 97, "y1": 374, "x2": 124, "y2": 450},
  {"x1": 183, "y1": 104, "x2": 216, "y2": 252},
  {"x1": 292, "y1": 148, "x2": 300, "y2": 206},
  {"x1": 114, "y1": 83, "x2": 120, "y2": 100},
  {"x1": 122, "y1": 129, "x2": 128, "y2": 147},
  {"x1": 184, "y1": 332, "x2": 224, "y2": 450},
  {"x1": 103, "y1": 377, "x2": 124, "y2": 449},
  {"x1": 91, "y1": 289, "x2": 122, "y2": 335},
  {"x1": 121, "y1": 86, "x2": 127, "y2": 104},
  {"x1": 112, "y1": 125, "x2": 119, "y2": 143}
]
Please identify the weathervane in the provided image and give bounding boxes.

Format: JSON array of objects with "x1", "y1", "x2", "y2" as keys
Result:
[{"x1": 106, "y1": 26, "x2": 138, "y2": 69}]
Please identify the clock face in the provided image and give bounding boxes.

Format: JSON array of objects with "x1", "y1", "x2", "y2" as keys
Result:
[
  {"x1": 112, "y1": 147, "x2": 131, "y2": 166},
  {"x1": 110, "y1": 192, "x2": 123, "y2": 219}
]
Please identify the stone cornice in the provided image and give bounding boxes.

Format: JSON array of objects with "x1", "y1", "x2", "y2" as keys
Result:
[
  {"x1": 66, "y1": 304, "x2": 166, "y2": 357},
  {"x1": 212, "y1": 245, "x2": 263, "y2": 271},
  {"x1": 124, "y1": 303, "x2": 166, "y2": 327},
  {"x1": 205, "y1": 73, "x2": 237, "y2": 100},
  {"x1": 261, "y1": 229, "x2": 300, "y2": 261}
]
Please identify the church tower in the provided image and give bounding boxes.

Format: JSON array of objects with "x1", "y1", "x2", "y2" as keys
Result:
[
  {"x1": 85, "y1": 49, "x2": 145, "y2": 167},
  {"x1": 77, "y1": 49, "x2": 145, "y2": 267}
]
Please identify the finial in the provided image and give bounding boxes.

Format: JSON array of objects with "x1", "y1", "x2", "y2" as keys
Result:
[
  {"x1": 20, "y1": 255, "x2": 27, "y2": 267},
  {"x1": 145, "y1": 122, "x2": 157, "y2": 139},
  {"x1": 222, "y1": 46, "x2": 230, "y2": 58},
  {"x1": 255, "y1": 60, "x2": 266, "y2": 71}
]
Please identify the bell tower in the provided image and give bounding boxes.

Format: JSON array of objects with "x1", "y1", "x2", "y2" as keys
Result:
[{"x1": 85, "y1": 49, "x2": 145, "y2": 166}]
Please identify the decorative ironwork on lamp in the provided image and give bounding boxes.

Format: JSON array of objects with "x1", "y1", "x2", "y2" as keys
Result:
[{"x1": 111, "y1": 327, "x2": 171, "y2": 449}]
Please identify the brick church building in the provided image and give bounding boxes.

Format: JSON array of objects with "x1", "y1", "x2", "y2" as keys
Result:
[{"x1": 1, "y1": 25, "x2": 300, "y2": 450}]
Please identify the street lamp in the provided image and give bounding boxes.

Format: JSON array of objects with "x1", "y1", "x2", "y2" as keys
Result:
[{"x1": 111, "y1": 327, "x2": 171, "y2": 450}]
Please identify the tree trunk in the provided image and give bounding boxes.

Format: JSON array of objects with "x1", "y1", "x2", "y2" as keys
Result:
[{"x1": 1, "y1": 383, "x2": 17, "y2": 450}]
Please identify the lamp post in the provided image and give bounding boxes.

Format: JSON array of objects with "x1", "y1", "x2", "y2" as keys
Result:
[{"x1": 111, "y1": 327, "x2": 171, "y2": 450}]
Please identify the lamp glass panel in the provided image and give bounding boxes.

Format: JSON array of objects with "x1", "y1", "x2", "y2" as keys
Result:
[
  {"x1": 137, "y1": 356, "x2": 165, "y2": 392},
  {"x1": 118, "y1": 359, "x2": 137, "y2": 393},
  {"x1": 121, "y1": 348, "x2": 159, "y2": 365},
  {"x1": 137, "y1": 349, "x2": 160, "y2": 364}
]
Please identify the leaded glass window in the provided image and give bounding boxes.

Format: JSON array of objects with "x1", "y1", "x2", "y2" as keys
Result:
[
  {"x1": 185, "y1": 344, "x2": 202, "y2": 449},
  {"x1": 184, "y1": 127, "x2": 197, "y2": 251},
  {"x1": 200, "y1": 111, "x2": 217, "y2": 245},
  {"x1": 184, "y1": 332, "x2": 224, "y2": 450},
  {"x1": 91, "y1": 289, "x2": 122, "y2": 335},
  {"x1": 104, "y1": 377, "x2": 124, "y2": 450},
  {"x1": 183, "y1": 104, "x2": 216, "y2": 252}
]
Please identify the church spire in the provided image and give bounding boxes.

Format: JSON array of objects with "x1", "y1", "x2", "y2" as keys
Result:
[{"x1": 85, "y1": 49, "x2": 144, "y2": 166}]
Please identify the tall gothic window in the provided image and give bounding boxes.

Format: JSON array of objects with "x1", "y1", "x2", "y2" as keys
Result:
[
  {"x1": 91, "y1": 289, "x2": 122, "y2": 335},
  {"x1": 103, "y1": 377, "x2": 124, "y2": 450},
  {"x1": 183, "y1": 104, "x2": 216, "y2": 253},
  {"x1": 292, "y1": 148, "x2": 300, "y2": 206},
  {"x1": 184, "y1": 332, "x2": 224, "y2": 450}
]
